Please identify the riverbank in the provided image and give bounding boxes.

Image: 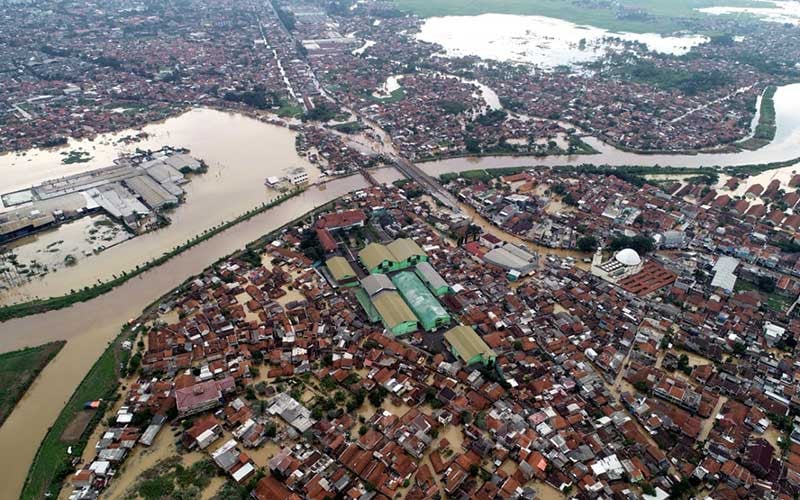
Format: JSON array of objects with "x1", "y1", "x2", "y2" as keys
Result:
[
  {"x1": 0, "y1": 174, "x2": 373, "y2": 500},
  {"x1": 738, "y1": 85, "x2": 778, "y2": 151},
  {"x1": 0, "y1": 340, "x2": 65, "y2": 427},
  {"x1": 20, "y1": 332, "x2": 127, "y2": 500},
  {"x1": 0, "y1": 188, "x2": 303, "y2": 322},
  {"x1": 19, "y1": 190, "x2": 359, "y2": 499}
]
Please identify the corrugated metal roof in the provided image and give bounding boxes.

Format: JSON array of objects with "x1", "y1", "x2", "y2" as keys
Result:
[
  {"x1": 444, "y1": 325, "x2": 496, "y2": 364},
  {"x1": 711, "y1": 256, "x2": 739, "y2": 291},
  {"x1": 415, "y1": 261, "x2": 448, "y2": 291},
  {"x1": 371, "y1": 291, "x2": 417, "y2": 329},
  {"x1": 361, "y1": 273, "x2": 395, "y2": 297},
  {"x1": 392, "y1": 271, "x2": 450, "y2": 330},
  {"x1": 326, "y1": 256, "x2": 355, "y2": 282},
  {"x1": 358, "y1": 243, "x2": 395, "y2": 271},
  {"x1": 387, "y1": 238, "x2": 425, "y2": 262}
]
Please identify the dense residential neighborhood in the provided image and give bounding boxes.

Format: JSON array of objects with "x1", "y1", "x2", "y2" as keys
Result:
[
  {"x1": 4, "y1": 0, "x2": 800, "y2": 499},
  {"x1": 57, "y1": 175, "x2": 800, "y2": 499}
]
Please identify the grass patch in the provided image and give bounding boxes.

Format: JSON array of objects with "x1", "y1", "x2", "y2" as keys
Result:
[
  {"x1": 737, "y1": 86, "x2": 777, "y2": 151},
  {"x1": 128, "y1": 456, "x2": 217, "y2": 500},
  {"x1": 734, "y1": 279, "x2": 792, "y2": 312},
  {"x1": 20, "y1": 333, "x2": 126, "y2": 499},
  {"x1": 394, "y1": 0, "x2": 768, "y2": 33},
  {"x1": 277, "y1": 101, "x2": 304, "y2": 118},
  {"x1": 60, "y1": 150, "x2": 92, "y2": 165},
  {"x1": 0, "y1": 188, "x2": 304, "y2": 322},
  {"x1": 0, "y1": 341, "x2": 65, "y2": 427},
  {"x1": 367, "y1": 87, "x2": 406, "y2": 103}
]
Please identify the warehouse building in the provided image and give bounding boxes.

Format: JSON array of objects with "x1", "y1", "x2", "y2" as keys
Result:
[
  {"x1": 414, "y1": 261, "x2": 450, "y2": 296},
  {"x1": 444, "y1": 325, "x2": 497, "y2": 366},
  {"x1": 358, "y1": 238, "x2": 428, "y2": 274},
  {"x1": 325, "y1": 256, "x2": 357, "y2": 287},
  {"x1": 386, "y1": 238, "x2": 427, "y2": 269},
  {"x1": 359, "y1": 243, "x2": 398, "y2": 274},
  {"x1": 483, "y1": 243, "x2": 538, "y2": 279},
  {"x1": 371, "y1": 290, "x2": 419, "y2": 336},
  {"x1": 391, "y1": 271, "x2": 451, "y2": 332}
]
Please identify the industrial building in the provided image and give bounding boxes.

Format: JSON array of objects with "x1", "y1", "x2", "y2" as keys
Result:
[
  {"x1": 357, "y1": 273, "x2": 418, "y2": 336},
  {"x1": 325, "y1": 256, "x2": 357, "y2": 287},
  {"x1": 358, "y1": 238, "x2": 427, "y2": 275},
  {"x1": 414, "y1": 261, "x2": 450, "y2": 296},
  {"x1": 370, "y1": 290, "x2": 419, "y2": 336},
  {"x1": 391, "y1": 271, "x2": 451, "y2": 332},
  {"x1": 386, "y1": 238, "x2": 427, "y2": 269},
  {"x1": 0, "y1": 149, "x2": 202, "y2": 240},
  {"x1": 444, "y1": 325, "x2": 497, "y2": 366},
  {"x1": 359, "y1": 243, "x2": 398, "y2": 274},
  {"x1": 483, "y1": 243, "x2": 538, "y2": 279}
]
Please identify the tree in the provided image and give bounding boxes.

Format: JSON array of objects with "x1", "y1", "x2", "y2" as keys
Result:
[
  {"x1": 368, "y1": 387, "x2": 388, "y2": 407},
  {"x1": 756, "y1": 275, "x2": 776, "y2": 293},
  {"x1": 576, "y1": 236, "x2": 599, "y2": 252}
]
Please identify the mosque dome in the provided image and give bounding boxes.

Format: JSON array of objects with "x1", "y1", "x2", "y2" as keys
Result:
[{"x1": 615, "y1": 248, "x2": 642, "y2": 267}]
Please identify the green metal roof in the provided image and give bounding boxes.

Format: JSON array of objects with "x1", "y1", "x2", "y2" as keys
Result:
[
  {"x1": 444, "y1": 325, "x2": 496, "y2": 364},
  {"x1": 359, "y1": 243, "x2": 395, "y2": 271},
  {"x1": 391, "y1": 271, "x2": 450, "y2": 331},
  {"x1": 371, "y1": 291, "x2": 417, "y2": 330},
  {"x1": 386, "y1": 238, "x2": 425, "y2": 262}
]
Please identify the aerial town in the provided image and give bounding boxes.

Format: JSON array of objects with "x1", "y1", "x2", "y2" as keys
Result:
[
  {"x1": 3, "y1": 0, "x2": 800, "y2": 500},
  {"x1": 55, "y1": 170, "x2": 800, "y2": 500}
]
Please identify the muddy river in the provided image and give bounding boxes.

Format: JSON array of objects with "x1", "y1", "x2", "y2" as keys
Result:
[
  {"x1": 0, "y1": 173, "x2": 373, "y2": 499},
  {"x1": 0, "y1": 108, "x2": 324, "y2": 305},
  {"x1": 3, "y1": 79, "x2": 800, "y2": 497},
  {"x1": 420, "y1": 83, "x2": 800, "y2": 175}
]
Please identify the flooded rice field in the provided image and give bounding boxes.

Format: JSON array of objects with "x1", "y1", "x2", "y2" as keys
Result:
[{"x1": 417, "y1": 13, "x2": 709, "y2": 69}]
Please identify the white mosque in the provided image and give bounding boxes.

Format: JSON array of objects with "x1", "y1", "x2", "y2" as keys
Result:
[{"x1": 591, "y1": 247, "x2": 644, "y2": 283}]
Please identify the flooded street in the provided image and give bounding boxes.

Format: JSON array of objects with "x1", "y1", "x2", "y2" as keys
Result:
[
  {"x1": 0, "y1": 173, "x2": 369, "y2": 500},
  {"x1": 0, "y1": 108, "x2": 320, "y2": 304}
]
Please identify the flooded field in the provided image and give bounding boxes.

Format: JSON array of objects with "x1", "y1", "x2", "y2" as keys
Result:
[
  {"x1": 0, "y1": 108, "x2": 320, "y2": 304},
  {"x1": 699, "y1": 1, "x2": 800, "y2": 25},
  {"x1": 0, "y1": 173, "x2": 370, "y2": 500},
  {"x1": 417, "y1": 13, "x2": 709, "y2": 69},
  {"x1": 0, "y1": 215, "x2": 130, "y2": 291}
]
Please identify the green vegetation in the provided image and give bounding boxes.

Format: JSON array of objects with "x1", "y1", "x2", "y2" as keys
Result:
[
  {"x1": 329, "y1": 121, "x2": 366, "y2": 134},
  {"x1": 0, "y1": 341, "x2": 65, "y2": 427},
  {"x1": 576, "y1": 236, "x2": 599, "y2": 252},
  {"x1": 302, "y1": 102, "x2": 341, "y2": 122},
  {"x1": 0, "y1": 188, "x2": 304, "y2": 322},
  {"x1": 439, "y1": 166, "x2": 527, "y2": 183},
  {"x1": 734, "y1": 278, "x2": 793, "y2": 312},
  {"x1": 277, "y1": 100, "x2": 304, "y2": 118},
  {"x1": 608, "y1": 234, "x2": 655, "y2": 254},
  {"x1": 367, "y1": 87, "x2": 406, "y2": 103},
  {"x1": 393, "y1": 0, "x2": 767, "y2": 34},
  {"x1": 737, "y1": 86, "x2": 777, "y2": 151},
  {"x1": 132, "y1": 456, "x2": 217, "y2": 500},
  {"x1": 618, "y1": 61, "x2": 732, "y2": 95},
  {"x1": 61, "y1": 150, "x2": 92, "y2": 165},
  {"x1": 21, "y1": 332, "x2": 128, "y2": 499}
]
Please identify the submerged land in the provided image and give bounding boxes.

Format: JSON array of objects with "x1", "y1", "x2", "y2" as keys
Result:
[{"x1": 3, "y1": 0, "x2": 800, "y2": 500}]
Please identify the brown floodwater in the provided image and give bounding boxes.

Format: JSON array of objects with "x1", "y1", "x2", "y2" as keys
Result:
[
  {"x1": 0, "y1": 173, "x2": 372, "y2": 500},
  {"x1": 0, "y1": 108, "x2": 323, "y2": 305},
  {"x1": 420, "y1": 83, "x2": 800, "y2": 176}
]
